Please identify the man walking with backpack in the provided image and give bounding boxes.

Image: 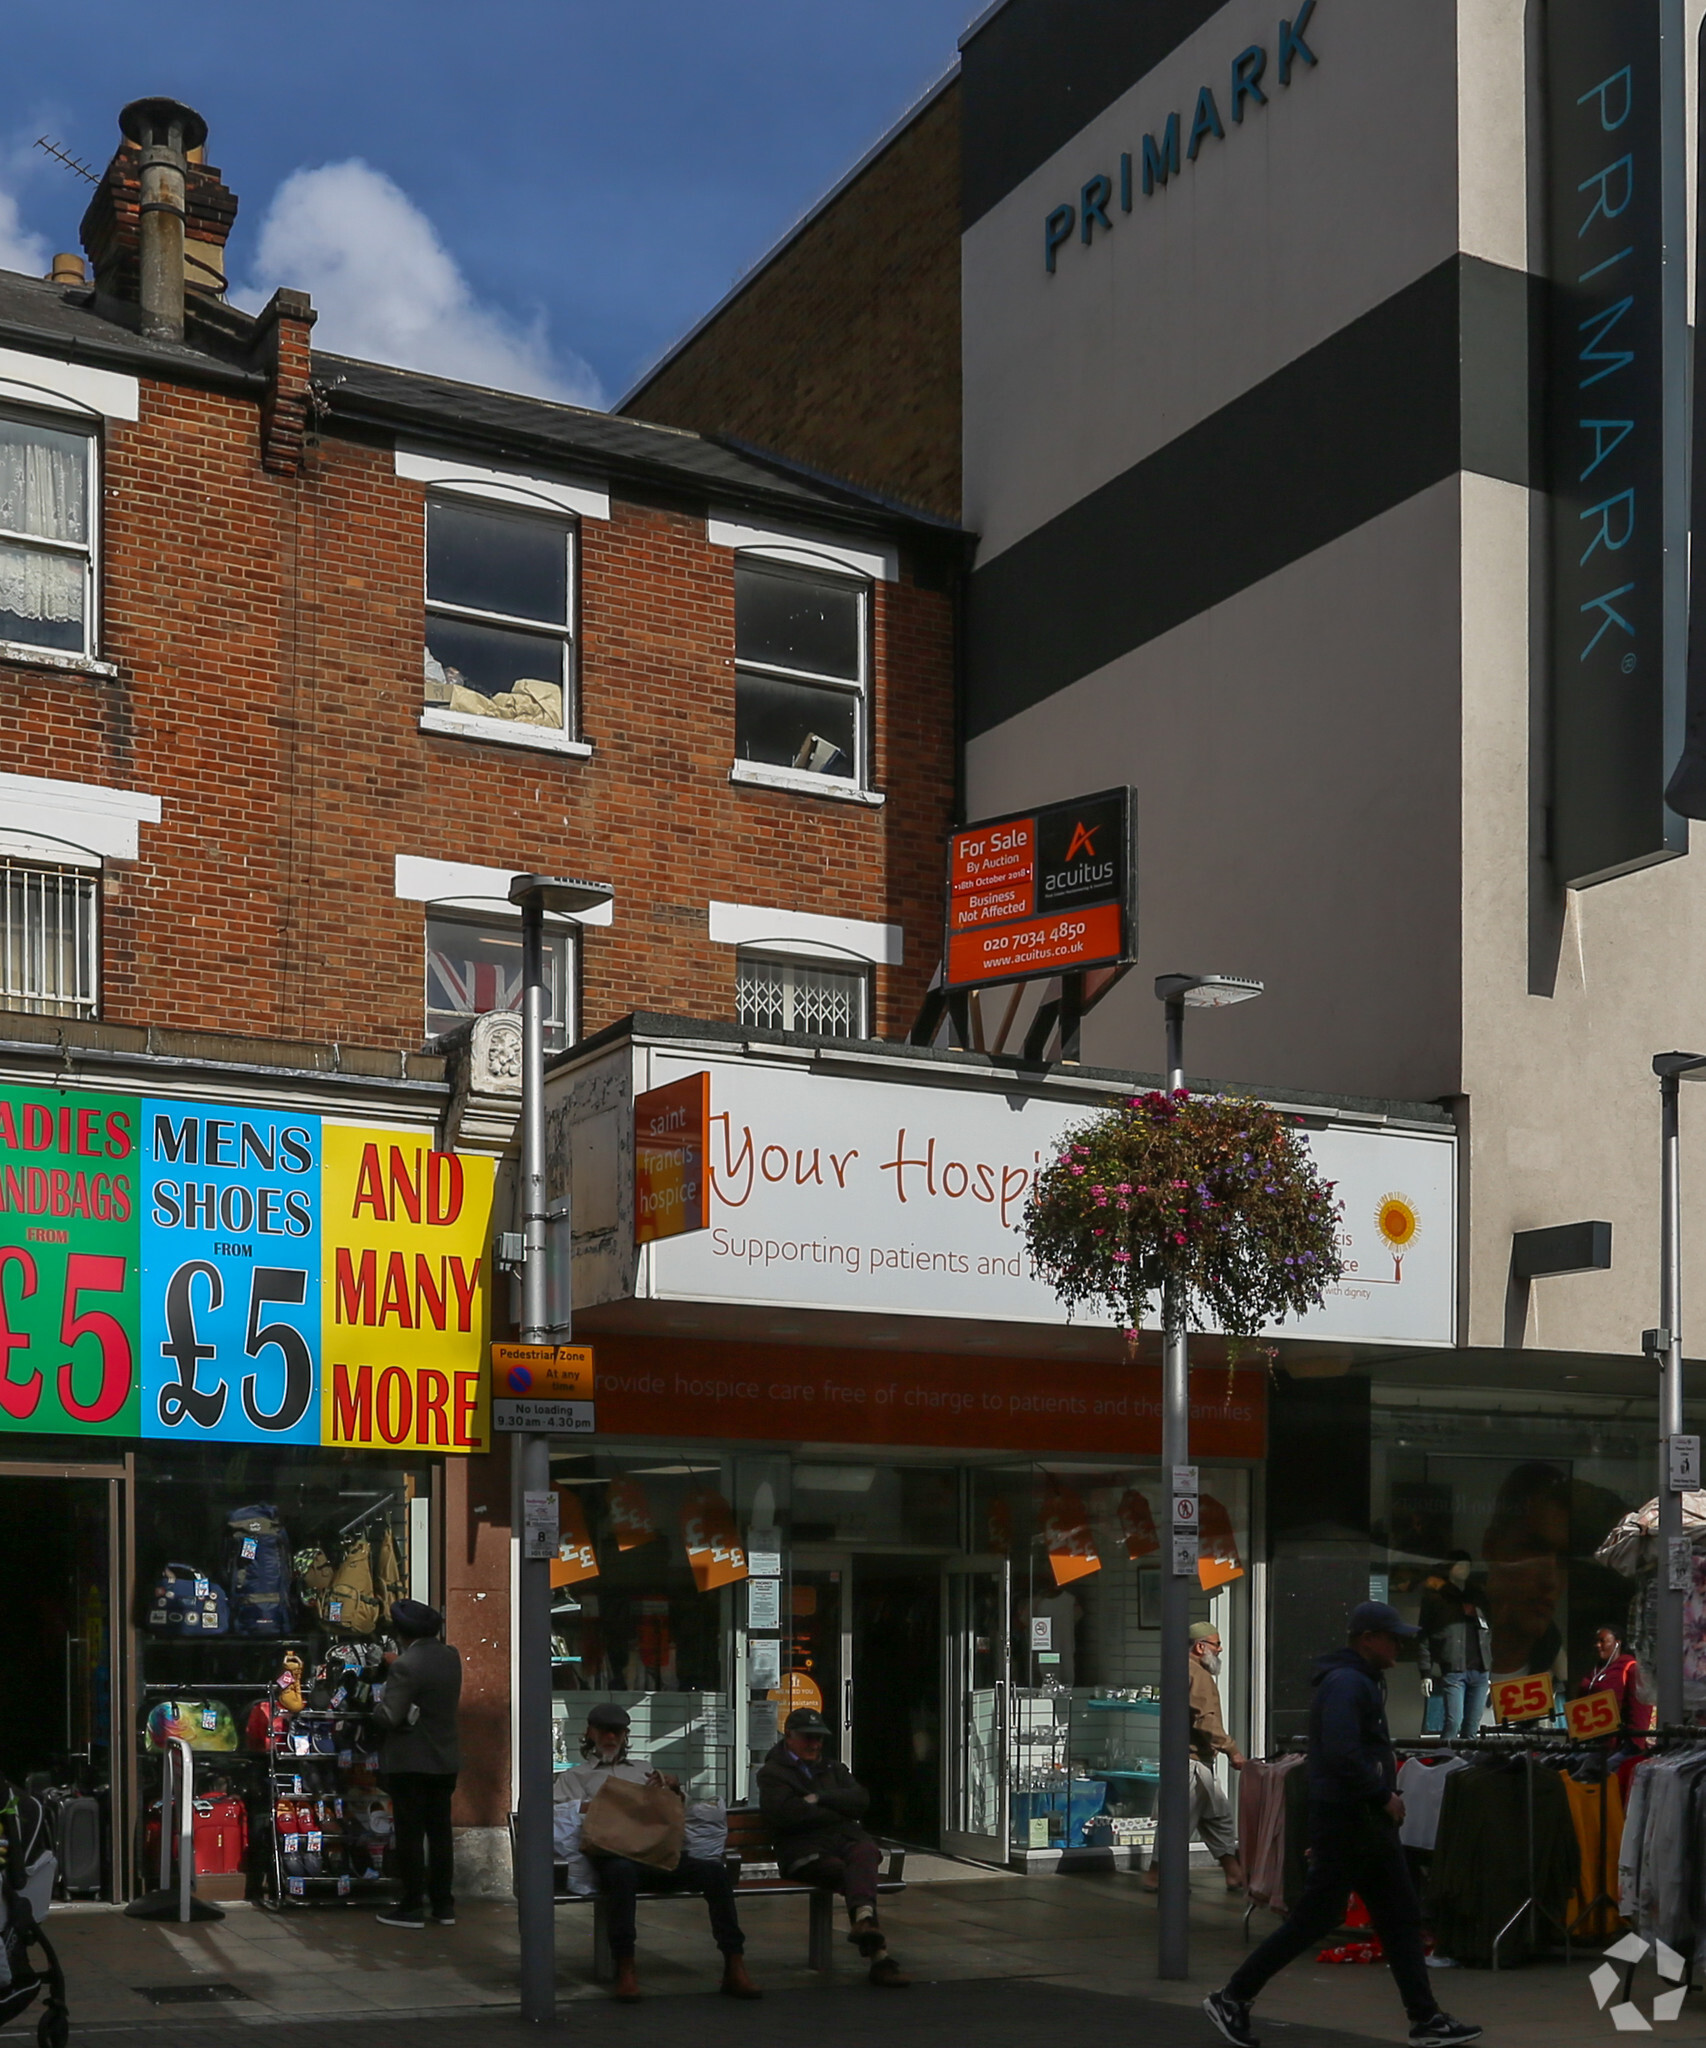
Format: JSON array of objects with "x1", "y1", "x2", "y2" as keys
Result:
[
  {"x1": 1202, "y1": 1603, "x2": 1481, "y2": 2048},
  {"x1": 372, "y1": 1600, "x2": 462, "y2": 1930}
]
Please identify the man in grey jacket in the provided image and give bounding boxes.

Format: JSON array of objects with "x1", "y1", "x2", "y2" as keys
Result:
[{"x1": 372, "y1": 1600, "x2": 461, "y2": 1930}]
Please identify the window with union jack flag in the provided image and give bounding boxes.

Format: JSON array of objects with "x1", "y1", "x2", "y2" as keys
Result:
[{"x1": 425, "y1": 913, "x2": 572, "y2": 1049}]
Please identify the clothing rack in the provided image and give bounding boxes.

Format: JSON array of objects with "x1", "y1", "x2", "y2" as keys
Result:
[{"x1": 1259, "y1": 1730, "x2": 1655, "y2": 1967}]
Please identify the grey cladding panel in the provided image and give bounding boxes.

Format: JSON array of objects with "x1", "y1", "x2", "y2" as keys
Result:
[
  {"x1": 961, "y1": 0, "x2": 1226, "y2": 229},
  {"x1": 965, "y1": 256, "x2": 1536, "y2": 735}
]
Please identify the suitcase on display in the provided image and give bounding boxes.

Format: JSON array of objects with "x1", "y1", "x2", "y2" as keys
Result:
[{"x1": 48, "y1": 1791, "x2": 102, "y2": 1897}]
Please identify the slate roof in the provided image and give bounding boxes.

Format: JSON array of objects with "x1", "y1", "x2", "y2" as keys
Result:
[{"x1": 0, "y1": 267, "x2": 964, "y2": 546}]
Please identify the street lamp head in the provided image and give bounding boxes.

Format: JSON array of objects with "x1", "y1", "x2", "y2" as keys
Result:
[
  {"x1": 508, "y1": 873, "x2": 615, "y2": 918},
  {"x1": 1653, "y1": 1051, "x2": 1706, "y2": 1082},
  {"x1": 1154, "y1": 973, "x2": 1264, "y2": 1009}
]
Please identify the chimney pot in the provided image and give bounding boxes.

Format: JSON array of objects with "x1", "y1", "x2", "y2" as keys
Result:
[{"x1": 48, "y1": 253, "x2": 87, "y2": 287}]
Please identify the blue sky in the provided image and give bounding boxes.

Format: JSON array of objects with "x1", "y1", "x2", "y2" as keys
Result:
[{"x1": 0, "y1": 1, "x2": 975, "y2": 409}]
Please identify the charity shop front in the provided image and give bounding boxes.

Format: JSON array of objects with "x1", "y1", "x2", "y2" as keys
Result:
[
  {"x1": 544, "y1": 1014, "x2": 1458, "y2": 1868},
  {"x1": 0, "y1": 1057, "x2": 500, "y2": 1910}
]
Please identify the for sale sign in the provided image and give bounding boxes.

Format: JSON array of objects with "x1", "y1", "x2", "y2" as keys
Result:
[{"x1": 944, "y1": 787, "x2": 1134, "y2": 990}]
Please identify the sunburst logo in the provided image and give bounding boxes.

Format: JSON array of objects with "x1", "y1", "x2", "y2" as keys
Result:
[
  {"x1": 1377, "y1": 1194, "x2": 1418, "y2": 1282},
  {"x1": 1377, "y1": 1195, "x2": 1418, "y2": 1251}
]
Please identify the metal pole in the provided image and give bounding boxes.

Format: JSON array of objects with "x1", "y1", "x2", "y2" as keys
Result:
[
  {"x1": 1158, "y1": 997, "x2": 1191, "y2": 1979},
  {"x1": 515, "y1": 892, "x2": 555, "y2": 2023},
  {"x1": 1658, "y1": 1070, "x2": 1685, "y2": 1726}
]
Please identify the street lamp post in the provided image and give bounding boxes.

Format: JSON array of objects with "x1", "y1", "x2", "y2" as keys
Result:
[
  {"x1": 1653, "y1": 1051, "x2": 1706, "y2": 1728},
  {"x1": 508, "y1": 873, "x2": 612, "y2": 2026},
  {"x1": 1152, "y1": 973, "x2": 1263, "y2": 1982}
]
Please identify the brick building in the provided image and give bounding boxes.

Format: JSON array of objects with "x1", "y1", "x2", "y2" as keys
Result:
[{"x1": 0, "y1": 97, "x2": 960, "y2": 1902}]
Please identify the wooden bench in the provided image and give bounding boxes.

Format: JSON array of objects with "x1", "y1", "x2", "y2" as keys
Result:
[{"x1": 551, "y1": 1806, "x2": 907, "y2": 1979}]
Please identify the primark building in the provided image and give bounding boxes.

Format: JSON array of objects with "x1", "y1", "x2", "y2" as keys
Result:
[{"x1": 612, "y1": 0, "x2": 1706, "y2": 1832}]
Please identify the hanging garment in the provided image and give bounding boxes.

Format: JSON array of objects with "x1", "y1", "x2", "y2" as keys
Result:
[
  {"x1": 1425, "y1": 1757, "x2": 1578, "y2": 1967},
  {"x1": 1239, "y1": 1755, "x2": 1305, "y2": 1909},
  {"x1": 1559, "y1": 1772, "x2": 1624, "y2": 1939},
  {"x1": 1619, "y1": 1760, "x2": 1654, "y2": 1924},
  {"x1": 1396, "y1": 1755, "x2": 1468, "y2": 1852}
]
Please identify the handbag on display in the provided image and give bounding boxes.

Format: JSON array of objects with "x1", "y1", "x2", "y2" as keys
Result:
[
  {"x1": 145, "y1": 1698, "x2": 239, "y2": 1752},
  {"x1": 146, "y1": 1562, "x2": 228, "y2": 1637},
  {"x1": 580, "y1": 1776, "x2": 685, "y2": 1872}
]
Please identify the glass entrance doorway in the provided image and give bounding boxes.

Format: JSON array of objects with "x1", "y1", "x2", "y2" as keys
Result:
[
  {"x1": 785, "y1": 1549, "x2": 949, "y2": 1850},
  {"x1": 0, "y1": 1460, "x2": 126, "y2": 1898},
  {"x1": 943, "y1": 1557, "x2": 1009, "y2": 1860}
]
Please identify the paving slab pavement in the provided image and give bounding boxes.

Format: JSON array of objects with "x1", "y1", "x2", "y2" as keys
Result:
[{"x1": 18, "y1": 1869, "x2": 1678, "y2": 2047}]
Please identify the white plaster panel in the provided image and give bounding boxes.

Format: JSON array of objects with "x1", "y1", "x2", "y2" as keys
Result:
[{"x1": 394, "y1": 448, "x2": 609, "y2": 521}]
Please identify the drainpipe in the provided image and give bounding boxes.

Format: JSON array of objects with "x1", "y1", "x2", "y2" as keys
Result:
[{"x1": 118, "y1": 98, "x2": 208, "y2": 343}]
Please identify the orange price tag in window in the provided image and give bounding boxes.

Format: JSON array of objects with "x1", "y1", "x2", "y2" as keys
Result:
[
  {"x1": 1492, "y1": 1672, "x2": 1556, "y2": 1724},
  {"x1": 1565, "y1": 1688, "x2": 1621, "y2": 1740}
]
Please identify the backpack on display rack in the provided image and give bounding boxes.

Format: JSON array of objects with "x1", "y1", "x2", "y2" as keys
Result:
[
  {"x1": 226, "y1": 1506, "x2": 292, "y2": 1637},
  {"x1": 323, "y1": 1540, "x2": 381, "y2": 1637},
  {"x1": 373, "y1": 1520, "x2": 406, "y2": 1614},
  {"x1": 293, "y1": 1546, "x2": 335, "y2": 1625},
  {"x1": 146, "y1": 1562, "x2": 229, "y2": 1637}
]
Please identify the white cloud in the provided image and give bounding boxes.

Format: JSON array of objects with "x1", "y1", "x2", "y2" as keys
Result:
[
  {"x1": 243, "y1": 159, "x2": 602, "y2": 409},
  {"x1": 0, "y1": 187, "x2": 49, "y2": 279}
]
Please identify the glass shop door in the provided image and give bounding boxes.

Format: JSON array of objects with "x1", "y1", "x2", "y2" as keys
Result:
[
  {"x1": 941, "y1": 1556, "x2": 1010, "y2": 1863},
  {"x1": 784, "y1": 1550, "x2": 853, "y2": 1756}
]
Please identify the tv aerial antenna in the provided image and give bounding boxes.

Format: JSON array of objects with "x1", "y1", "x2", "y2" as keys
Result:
[{"x1": 34, "y1": 136, "x2": 98, "y2": 185}]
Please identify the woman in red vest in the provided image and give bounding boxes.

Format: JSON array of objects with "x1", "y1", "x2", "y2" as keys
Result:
[{"x1": 1581, "y1": 1626, "x2": 1655, "y2": 1733}]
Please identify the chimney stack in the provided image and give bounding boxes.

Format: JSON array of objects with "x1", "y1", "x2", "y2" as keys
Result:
[{"x1": 80, "y1": 98, "x2": 236, "y2": 335}]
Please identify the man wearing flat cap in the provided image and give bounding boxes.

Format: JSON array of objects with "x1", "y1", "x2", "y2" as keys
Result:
[
  {"x1": 371, "y1": 1600, "x2": 462, "y2": 1930},
  {"x1": 757, "y1": 1706, "x2": 908, "y2": 1987},
  {"x1": 1146, "y1": 1620, "x2": 1246, "y2": 1895},
  {"x1": 557, "y1": 1702, "x2": 759, "y2": 2003}
]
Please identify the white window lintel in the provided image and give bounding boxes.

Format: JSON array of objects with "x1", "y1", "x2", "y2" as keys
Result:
[
  {"x1": 395, "y1": 854, "x2": 614, "y2": 926},
  {"x1": 711, "y1": 899, "x2": 901, "y2": 967},
  {"x1": 0, "y1": 772, "x2": 160, "y2": 862},
  {"x1": 396, "y1": 446, "x2": 610, "y2": 522},
  {"x1": 710, "y1": 515, "x2": 896, "y2": 584},
  {"x1": 0, "y1": 347, "x2": 139, "y2": 423}
]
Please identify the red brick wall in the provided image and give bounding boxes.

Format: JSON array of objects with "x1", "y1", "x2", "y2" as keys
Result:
[
  {"x1": 0, "y1": 376, "x2": 956, "y2": 1049},
  {"x1": 625, "y1": 82, "x2": 962, "y2": 523}
]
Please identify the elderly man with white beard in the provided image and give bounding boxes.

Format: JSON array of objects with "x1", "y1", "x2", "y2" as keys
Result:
[{"x1": 1144, "y1": 1620, "x2": 1245, "y2": 1894}]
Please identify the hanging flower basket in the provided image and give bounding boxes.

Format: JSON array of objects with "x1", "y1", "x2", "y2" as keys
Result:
[{"x1": 1022, "y1": 1089, "x2": 1344, "y2": 1349}]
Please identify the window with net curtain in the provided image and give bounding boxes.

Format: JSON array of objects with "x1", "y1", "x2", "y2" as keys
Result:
[
  {"x1": 0, "y1": 414, "x2": 94, "y2": 656},
  {"x1": 734, "y1": 557, "x2": 868, "y2": 781},
  {"x1": 736, "y1": 952, "x2": 868, "y2": 1038}
]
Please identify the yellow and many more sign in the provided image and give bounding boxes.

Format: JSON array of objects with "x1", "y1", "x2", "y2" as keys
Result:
[{"x1": 0, "y1": 1084, "x2": 493, "y2": 1452}]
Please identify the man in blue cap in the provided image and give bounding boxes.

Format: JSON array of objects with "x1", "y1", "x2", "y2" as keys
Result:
[{"x1": 1203, "y1": 1602, "x2": 1481, "y2": 2048}]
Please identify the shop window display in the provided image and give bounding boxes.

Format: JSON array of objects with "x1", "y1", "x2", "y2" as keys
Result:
[
  {"x1": 134, "y1": 1445, "x2": 428, "y2": 1906},
  {"x1": 973, "y1": 1461, "x2": 1250, "y2": 1856},
  {"x1": 1370, "y1": 1392, "x2": 1658, "y2": 1737}
]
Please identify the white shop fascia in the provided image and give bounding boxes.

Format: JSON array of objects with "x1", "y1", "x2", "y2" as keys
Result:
[{"x1": 544, "y1": 1017, "x2": 1458, "y2": 1361}]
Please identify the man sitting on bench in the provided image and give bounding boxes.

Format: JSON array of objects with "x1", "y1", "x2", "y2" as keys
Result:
[
  {"x1": 757, "y1": 1707, "x2": 909, "y2": 1987},
  {"x1": 560, "y1": 1702, "x2": 761, "y2": 2004}
]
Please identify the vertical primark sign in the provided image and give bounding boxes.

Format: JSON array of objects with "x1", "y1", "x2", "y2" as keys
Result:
[{"x1": 1546, "y1": 0, "x2": 1688, "y2": 886}]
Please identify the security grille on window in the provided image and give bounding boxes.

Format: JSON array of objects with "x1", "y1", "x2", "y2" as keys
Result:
[
  {"x1": 423, "y1": 496, "x2": 574, "y2": 733},
  {"x1": 425, "y1": 913, "x2": 572, "y2": 1050},
  {"x1": 736, "y1": 953, "x2": 867, "y2": 1038},
  {"x1": 734, "y1": 558, "x2": 868, "y2": 782},
  {"x1": 1, "y1": 860, "x2": 97, "y2": 1019},
  {"x1": 0, "y1": 413, "x2": 96, "y2": 658}
]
